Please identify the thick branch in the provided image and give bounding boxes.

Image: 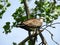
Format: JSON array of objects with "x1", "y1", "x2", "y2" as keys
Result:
[
  {"x1": 39, "y1": 33, "x2": 47, "y2": 45},
  {"x1": 23, "y1": 1, "x2": 33, "y2": 44},
  {"x1": 18, "y1": 36, "x2": 29, "y2": 45},
  {"x1": 18, "y1": 30, "x2": 45, "y2": 45},
  {"x1": 23, "y1": 0, "x2": 30, "y2": 19}
]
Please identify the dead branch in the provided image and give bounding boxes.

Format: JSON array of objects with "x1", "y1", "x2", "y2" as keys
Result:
[
  {"x1": 41, "y1": 22, "x2": 60, "y2": 29},
  {"x1": 38, "y1": 22, "x2": 60, "y2": 45},
  {"x1": 44, "y1": 29, "x2": 59, "y2": 45}
]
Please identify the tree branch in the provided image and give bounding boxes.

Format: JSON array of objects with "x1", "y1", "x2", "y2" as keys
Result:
[
  {"x1": 18, "y1": 30, "x2": 44, "y2": 45},
  {"x1": 38, "y1": 29, "x2": 47, "y2": 45},
  {"x1": 23, "y1": 0, "x2": 30, "y2": 19},
  {"x1": 45, "y1": 29, "x2": 59, "y2": 45},
  {"x1": 41, "y1": 22, "x2": 60, "y2": 30},
  {"x1": 39, "y1": 33, "x2": 47, "y2": 45},
  {"x1": 38, "y1": 22, "x2": 60, "y2": 45}
]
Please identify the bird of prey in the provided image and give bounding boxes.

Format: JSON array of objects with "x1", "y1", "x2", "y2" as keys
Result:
[
  {"x1": 22, "y1": 17, "x2": 44, "y2": 41},
  {"x1": 23, "y1": 17, "x2": 44, "y2": 28},
  {"x1": 17, "y1": 17, "x2": 44, "y2": 44}
]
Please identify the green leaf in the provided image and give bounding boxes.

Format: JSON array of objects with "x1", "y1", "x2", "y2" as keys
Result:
[
  {"x1": 3, "y1": 22, "x2": 11, "y2": 34},
  {"x1": 13, "y1": 42, "x2": 17, "y2": 45},
  {"x1": 30, "y1": 14, "x2": 35, "y2": 19},
  {"x1": 20, "y1": 16, "x2": 27, "y2": 21},
  {"x1": 45, "y1": 16, "x2": 53, "y2": 23},
  {"x1": 28, "y1": 40, "x2": 33, "y2": 45},
  {"x1": 12, "y1": 6, "x2": 25, "y2": 23},
  {"x1": 56, "y1": 5, "x2": 60, "y2": 9},
  {"x1": 6, "y1": 22, "x2": 10, "y2": 25},
  {"x1": 35, "y1": 1, "x2": 38, "y2": 4},
  {"x1": 0, "y1": 10, "x2": 5, "y2": 19},
  {"x1": 12, "y1": 22, "x2": 17, "y2": 27},
  {"x1": 0, "y1": 4, "x2": 3, "y2": 9},
  {"x1": 20, "y1": 0, "x2": 24, "y2": 4},
  {"x1": 7, "y1": 2, "x2": 11, "y2": 7},
  {"x1": 52, "y1": 14, "x2": 58, "y2": 20},
  {"x1": 15, "y1": 18, "x2": 21, "y2": 22},
  {"x1": 6, "y1": 0, "x2": 8, "y2": 2},
  {"x1": 46, "y1": 8, "x2": 50, "y2": 15},
  {"x1": 22, "y1": 43, "x2": 25, "y2": 45}
]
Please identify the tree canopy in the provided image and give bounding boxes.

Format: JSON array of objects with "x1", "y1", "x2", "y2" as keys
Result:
[{"x1": 0, "y1": 0, "x2": 60, "y2": 45}]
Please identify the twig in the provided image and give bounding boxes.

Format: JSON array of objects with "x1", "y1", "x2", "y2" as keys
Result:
[
  {"x1": 45, "y1": 29, "x2": 53, "y2": 36},
  {"x1": 41, "y1": 22, "x2": 60, "y2": 31},
  {"x1": 45, "y1": 29, "x2": 60, "y2": 45},
  {"x1": 39, "y1": 22, "x2": 60, "y2": 45},
  {"x1": 51, "y1": 34, "x2": 60, "y2": 45},
  {"x1": 42, "y1": 22, "x2": 60, "y2": 28},
  {"x1": 39, "y1": 42, "x2": 42, "y2": 45}
]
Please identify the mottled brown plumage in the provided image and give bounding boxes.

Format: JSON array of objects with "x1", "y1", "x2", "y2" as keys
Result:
[{"x1": 23, "y1": 17, "x2": 44, "y2": 28}]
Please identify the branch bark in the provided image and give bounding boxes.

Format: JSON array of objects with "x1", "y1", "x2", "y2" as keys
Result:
[
  {"x1": 39, "y1": 33, "x2": 47, "y2": 45},
  {"x1": 23, "y1": 0, "x2": 30, "y2": 19},
  {"x1": 18, "y1": 30, "x2": 47, "y2": 45}
]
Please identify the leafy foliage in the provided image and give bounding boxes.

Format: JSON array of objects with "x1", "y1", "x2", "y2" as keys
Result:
[
  {"x1": 0, "y1": 4, "x2": 4, "y2": 9},
  {"x1": 0, "y1": 10, "x2": 5, "y2": 18},
  {"x1": 3, "y1": 22, "x2": 11, "y2": 34},
  {"x1": 0, "y1": 0, "x2": 60, "y2": 45},
  {"x1": 12, "y1": 7, "x2": 27, "y2": 27},
  {"x1": 13, "y1": 42, "x2": 17, "y2": 45},
  {"x1": 12, "y1": 7, "x2": 25, "y2": 22},
  {"x1": 20, "y1": 0, "x2": 24, "y2": 4},
  {"x1": 6, "y1": 2, "x2": 11, "y2": 7},
  {"x1": 33, "y1": 0, "x2": 60, "y2": 23},
  {"x1": 28, "y1": 40, "x2": 33, "y2": 45},
  {"x1": 56, "y1": 5, "x2": 60, "y2": 9},
  {"x1": 0, "y1": 0, "x2": 11, "y2": 19}
]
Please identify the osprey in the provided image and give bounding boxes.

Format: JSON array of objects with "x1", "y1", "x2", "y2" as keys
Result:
[
  {"x1": 18, "y1": 17, "x2": 44, "y2": 44},
  {"x1": 23, "y1": 17, "x2": 44, "y2": 28},
  {"x1": 22, "y1": 17, "x2": 44, "y2": 43},
  {"x1": 17, "y1": 17, "x2": 44, "y2": 31}
]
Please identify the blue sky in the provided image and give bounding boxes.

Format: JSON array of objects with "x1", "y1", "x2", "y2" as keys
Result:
[{"x1": 0, "y1": 0, "x2": 60, "y2": 45}]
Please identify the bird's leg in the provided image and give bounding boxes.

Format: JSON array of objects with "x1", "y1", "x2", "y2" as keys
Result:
[
  {"x1": 28, "y1": 31, "x2": 31, "y2": 40},
  {"x1": 32, "y1": 28, "x2": 38, "y2": 44},
  {"x1": 35, "y1": 28, "x2": 38, "y2": 40},
  {"x1": 28, "y1": 28, "x2": 38, "y2": 45},
  {"x1": 28, "y1": 31, "x2": 36, "y2": 45},
  {"x1": 28, "y1": 31, "x2": 33, "y2": 41}
]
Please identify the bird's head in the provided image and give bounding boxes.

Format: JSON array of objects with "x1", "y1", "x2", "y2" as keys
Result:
[{"x1": 39, "y1": 17, "x2": 44, "y2": 22}]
